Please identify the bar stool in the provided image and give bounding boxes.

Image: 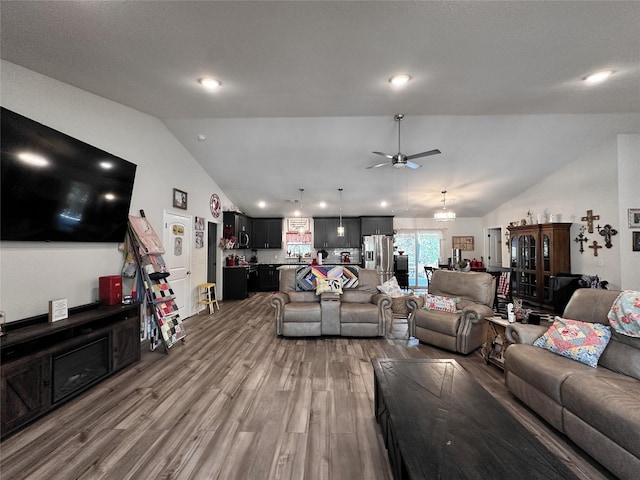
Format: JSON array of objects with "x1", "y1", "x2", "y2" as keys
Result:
[{"x1": 198, "y1": 282, "x2": 220, "y2": 314}]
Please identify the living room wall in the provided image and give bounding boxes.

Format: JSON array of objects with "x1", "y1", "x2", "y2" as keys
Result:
[
  {"x1": 483, "y1": 134, "x2": 640, "y2": 291},
  {"x1": 0, "y1": 61, "x2": 231, "y2": 322}
]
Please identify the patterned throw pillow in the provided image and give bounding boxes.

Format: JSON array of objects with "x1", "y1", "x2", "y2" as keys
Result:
[
  {"x1": 423, "y1": 294, "x2": 458, "y2": 313},
  {"x1": 533, "y1": 317, "x2": 612, "y2": 368},
  {"x1": 315, "y1": 277, "x2": 343, "y2": 295},
  {"x1": 377, "y1": 276, "x2": 404, "y2": 298}
]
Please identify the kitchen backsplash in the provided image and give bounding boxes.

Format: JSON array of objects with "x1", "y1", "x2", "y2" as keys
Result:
[{"x1": 234, "y1": 247, "x2": 361, "y2": 265}]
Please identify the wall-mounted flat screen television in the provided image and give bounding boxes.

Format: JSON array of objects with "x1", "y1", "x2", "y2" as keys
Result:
[{"x1": 1, "y1": 107, "x2": 137, "y2": 242}]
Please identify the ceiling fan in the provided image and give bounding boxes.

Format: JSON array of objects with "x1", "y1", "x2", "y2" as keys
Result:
[{"x1": 367, "y1": 114, "x2": 441, "y2": 170}]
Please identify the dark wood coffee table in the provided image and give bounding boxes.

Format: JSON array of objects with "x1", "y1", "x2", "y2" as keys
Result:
[{"x1": 372, "y1": 359, "x2": 579, "y2": 480}]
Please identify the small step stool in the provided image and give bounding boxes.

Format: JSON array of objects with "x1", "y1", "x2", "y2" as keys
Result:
[{"x1": 198, "y1": 282, "x2": 220, "y2": 314}]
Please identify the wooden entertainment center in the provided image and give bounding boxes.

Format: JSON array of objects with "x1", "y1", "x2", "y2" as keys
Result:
[{"x1": 1, "y1": 303, "x2": 140, "y2": 440}]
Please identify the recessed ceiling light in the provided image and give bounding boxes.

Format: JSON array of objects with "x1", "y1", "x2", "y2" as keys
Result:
[
  {"x1": 198, "y1": 78, "x2": 222, "y2": 90},
  {"x1": 319, "y1": 201, "x2": 327, "y2": 208},
  {"x1": 197, "y1": 134, "x2": 206, "y2": 141},
  {"x1": 380, "y1": 201, "x2": 388, "y2": 207},
  {"x1": 389, "y1": 74, "x2": 412, "y2": 86},
  {"x1": 258, "y1": 201, "x2": 266, "y2": 208},
  {"x1": 17, "y1": 152, "x2": 48, "y2": 167},
  {"x1": 583, "y1": 70, "x2": 613, "y2": 85}
]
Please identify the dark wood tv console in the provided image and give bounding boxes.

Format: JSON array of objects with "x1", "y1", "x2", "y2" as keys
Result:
[{"x1": 1, "y1": 303, "x2": 141, "y2": 440}]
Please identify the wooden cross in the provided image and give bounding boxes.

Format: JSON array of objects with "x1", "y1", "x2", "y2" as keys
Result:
[
  {"x1": 581, "y1": 209, "x2": 600, "y2": 233},
  {"x1": 598, "y1": 224, "x2": 618, "y2": 248},
  {"x1": 589, "y1": 240, "x2": 602, "y2": 257}
]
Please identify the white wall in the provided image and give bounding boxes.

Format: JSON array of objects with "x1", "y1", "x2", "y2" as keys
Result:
[
  {"x1": 0, "y1": 61, "x2": 231, "y2": 322},
  {"x1": 617, "y1": 134, "x2": 640, "y2": 290},
  {"x1": 483, "y1": 136, "x2": 640, "y2": 291}
]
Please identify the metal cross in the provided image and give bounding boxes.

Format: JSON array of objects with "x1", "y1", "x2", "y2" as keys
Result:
[
  {"x1": 581, "y1": 209, "x2": 600, "y2": 233},
  {"x1": 597, "y1": 224, "x2": 618, "y2": 248},
  {"x1": 574, "y1": 226, "x2": 589, "y2": 254},
  {"x1": 589, "y1": 240, "x2": 603, "y2": 257}
]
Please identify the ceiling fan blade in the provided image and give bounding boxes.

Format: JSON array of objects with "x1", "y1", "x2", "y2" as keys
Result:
[
  {"x1": 372, "y1": 151, "x2": 394, "y2": 159},
  {"x1": 406, "y1": 161, "x2": 422, "y2": 169},
  {"x1": 406, "y1": 149, "x2": 441, "y2": 160},
  {"x1": 366, "y1": 161, "x2": 391, "y2": 169}
]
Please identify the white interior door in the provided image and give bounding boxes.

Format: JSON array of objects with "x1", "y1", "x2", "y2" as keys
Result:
[
  {"x1": 163, "y1": 211, "x2": 192, "y2": 319},
  {"x1": 485, "y1": 227, "x2": 503, "y2": 268}
]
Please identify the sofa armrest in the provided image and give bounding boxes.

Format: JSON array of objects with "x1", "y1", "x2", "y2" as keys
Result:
[
  {"x1": 461, "y1": 304, "x2": 494, "y2": 323},
  {"x1": 269, "y1": 292, "x2": 290, "y2": 335},
  {"x1": 407, "y1": 295, "x2": 424, "y2": 311},
  {"x1": 505, "y1": 323, "x2": 548, "y2": 344}
]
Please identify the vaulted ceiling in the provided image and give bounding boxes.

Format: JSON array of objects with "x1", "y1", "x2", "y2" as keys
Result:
[{"x1": 2, "y1": 1, "x2": 639, "y2": 218}]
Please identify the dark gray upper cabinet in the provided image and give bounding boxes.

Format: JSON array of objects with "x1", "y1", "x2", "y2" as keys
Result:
[
  {"x1": 223, "y1": 211, "x2": 251, "y2": 248},
  {"x1": 360, "y1": 216, "x2": 394, "y2": 236},
  {"x1": 313, "y1": 217, "x2": 361, "y2": 248},
  {"x1": 252, "y1": 218, "x2": 283, "y2": 249}
]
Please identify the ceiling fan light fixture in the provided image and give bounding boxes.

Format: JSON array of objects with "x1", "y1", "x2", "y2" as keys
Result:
[{"x1": 389, "y1": 74, "x2": 411, "y2": 86}]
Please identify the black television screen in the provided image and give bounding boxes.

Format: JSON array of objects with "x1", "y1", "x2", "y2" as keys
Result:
[{"x1": 1, "y1": 107, "x2": 137, "y2": 242}]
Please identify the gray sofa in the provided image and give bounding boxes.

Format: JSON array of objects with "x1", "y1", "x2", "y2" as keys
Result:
[
  {"x1": 270, "y1": 267, "x2": 391, "y2": 337},
  {"x1": 407, "y1": 270, "x2": 496, "y2": 354},
  {"x1": 505, "y1": 288, "x2": 640, "y2": 480}
]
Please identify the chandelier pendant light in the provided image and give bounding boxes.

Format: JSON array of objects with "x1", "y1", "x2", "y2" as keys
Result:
[
  {"x1": 337, "y1": 188, "x2": 345, "y2": 237},
  {"x1": 434, "y1": 190, "x2": 456, "y2": 221}
]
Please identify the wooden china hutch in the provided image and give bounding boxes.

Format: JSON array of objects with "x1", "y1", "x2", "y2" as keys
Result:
[{"x1": 508, "y1": 223, "x2": 572, "y2": 308}]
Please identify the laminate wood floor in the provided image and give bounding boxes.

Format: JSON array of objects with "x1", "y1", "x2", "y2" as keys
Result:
[{"x1": 0, "y1": 293, "x2": 615, "y2": 480}]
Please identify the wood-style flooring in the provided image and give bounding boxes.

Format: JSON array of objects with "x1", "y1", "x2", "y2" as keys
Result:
[{"x1": 0, "y1": 293, "x2": 615, "y2": 480}]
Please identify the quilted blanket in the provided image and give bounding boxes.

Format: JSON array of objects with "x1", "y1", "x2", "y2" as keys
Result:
[
  {"x1": 607, "y1": 290, "x2": 640, "y2": 337},
  {"x1": 295, "y1": 265, "x2": 359, "y2": 291}
]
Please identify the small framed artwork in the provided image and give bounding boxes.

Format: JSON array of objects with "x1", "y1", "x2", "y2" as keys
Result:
[
  {"x1": 633, "y1": 232, "x2": 640, "y2": 252},
  {"x1": 173, "y1": 188, "x2": 187, "y2": 210},
  {"x1": 628, "y1": 209, "x2": 640, "y2": 228},
  {"x1": 195, "y1": 216, "x2": 205, "y2": 231},
  {"x1": 49, "y1": 298, "x2": 68, "y2": 322}
]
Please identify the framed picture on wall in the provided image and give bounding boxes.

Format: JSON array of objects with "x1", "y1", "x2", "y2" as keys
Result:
[
  {"x1": 173, "y1": 188, "x2": 187, "y2": 210},
  {"x1": 452, "y1": 236, "x2": 474, "y2": 251},
  {"x1": 633, "y1": 232, "x2": 640, "y2": 252},
  {"x1": 628, "y1": 209, "x2": 640, "y2": 228}
]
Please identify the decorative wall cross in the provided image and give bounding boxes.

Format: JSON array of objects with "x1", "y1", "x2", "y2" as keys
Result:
[
  {"x1": 589, "y1": 240, "x2": 603, "y2": 256},
  {"x1": 597, "y1": 224, "x2": 618, "y2": 248},
  {"x1": 574, "y1": 226, "x2": 589, "y2": 254},
  {"x1": 581, "y1": 209, "x2": 600, "y2": 233}
]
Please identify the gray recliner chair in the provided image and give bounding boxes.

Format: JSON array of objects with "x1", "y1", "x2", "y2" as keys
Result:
[{"x1": 407, "y1": 270, "x2": 496, "y2": 354}]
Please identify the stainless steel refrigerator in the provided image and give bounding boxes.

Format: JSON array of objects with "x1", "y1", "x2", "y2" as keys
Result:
[{"x1": 362, "y1": 235, "x2": 394, "y2": 282}]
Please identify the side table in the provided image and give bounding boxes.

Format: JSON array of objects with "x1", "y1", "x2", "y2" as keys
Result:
[{"x1": 481, "y1": 316, "x2": 513, "y2": 369}]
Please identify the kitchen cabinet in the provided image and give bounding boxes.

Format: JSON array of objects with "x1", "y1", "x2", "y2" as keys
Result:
[
  {"x1": 252, "y1": 218, "x2": 282, "y2": 249},
  {"x1": 313, "y1": 217, "x2": 361, "y2": 248},
  {"x1": 223, "y1": 212, "x2": 251, "y2": 249},
  {"x1": 360, "y1": 216, "x2": 394, "y2": 236},
  {"x1": 509, "y1": 223, "x2": 571, "y2": 308},
  {"x1": 258, "y1": 264, "x2": 280, "y2": 291},
  {"x1": 223, "y1": 267, "x2": 248, "y2": 299}
]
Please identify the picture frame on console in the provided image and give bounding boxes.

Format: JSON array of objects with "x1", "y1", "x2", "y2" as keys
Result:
[{"x1": 628, "y1": 208, "x2": 640, "y2": 228}]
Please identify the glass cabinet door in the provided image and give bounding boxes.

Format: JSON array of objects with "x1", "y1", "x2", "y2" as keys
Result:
[{"x1": 543, "y1": 234, "x2": 550, "y2": 272}]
